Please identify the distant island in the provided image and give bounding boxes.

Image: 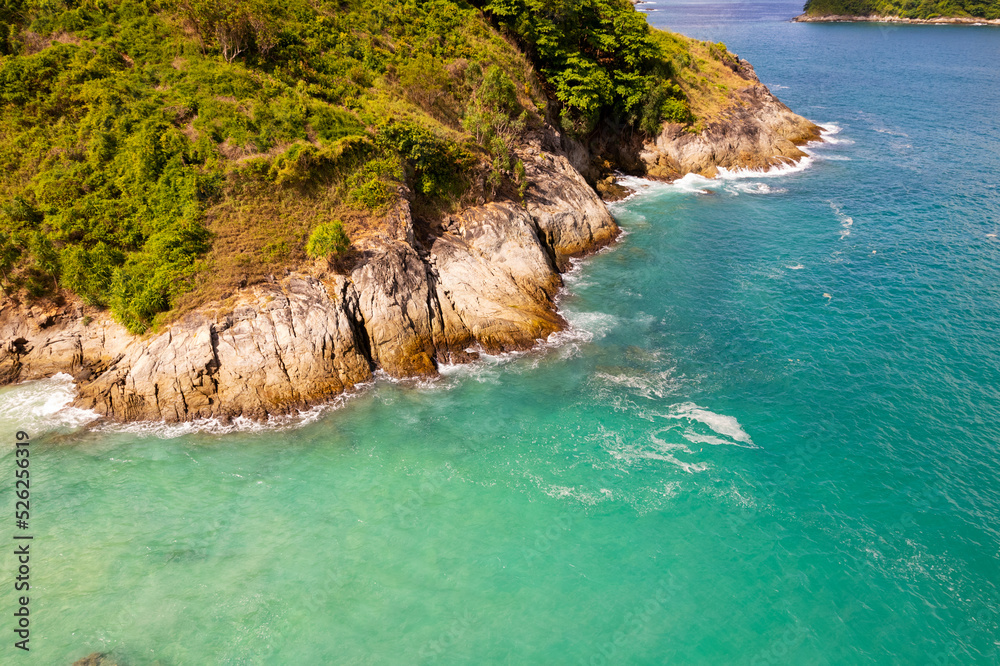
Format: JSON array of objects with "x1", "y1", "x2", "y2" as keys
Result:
[{"x1": 796, "y1": 0, "x2": 999, "y2": 22}]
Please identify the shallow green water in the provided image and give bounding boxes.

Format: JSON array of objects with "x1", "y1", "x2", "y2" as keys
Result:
[{"x1": 2, "y1": 4, "x2": 1000, "y2": 664}]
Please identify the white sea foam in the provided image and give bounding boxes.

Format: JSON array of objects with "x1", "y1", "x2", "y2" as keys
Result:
[
  {"x1": 786, "y1": 264, "x2": 805, "y2": 270},
  {"x1": 437, "y1": 357, "x2": 491, "y2": 379},
  {"x1": 589, "y1": 423, "x2": 697, "y2": 476},
  {"x1": 436, "y1": 305, "x2": 618, "y2": 389},
  {"x1": 559, "y1": 310, "x2": 620, "y2": 342},
  {"x1": 717, "y1": 155, "x2": 816, "y2": 180},
  {"x1": 681, "y1": 431, "x2": 732, "y2": 447},
  {"x1": 608, "y1": 439, "x2": 708, "y2": 474},
  {"x1": 660, "y1": 402, "x2": 756, "y2": 448},
  {"x1": 593, "y1": 367, "x2": 681, "y2": 400},
  {"x1": 95, "y1": 381, "x2": 373, "y2": 438},
  {"x1": 649, "y1": 429, "x2": 709, "y2": 472},
  {"x1": 0, "y1": 373, "x2": 99, "y2": 443},
  {"x1": 670, "y1": 172, "x2": 715, "y2": 193},
  {"x1": 830, "y1": 201, "x2": 855, "y2": 239},
  {"x1": 731, "y1": 182, "x2": 787, "y2": 195},
  {"x1": 611, "y1": 174, "x2": 700, "y2": 200},
  {"x1": 526, "y1": 474, "x2": 606, "y2": 505},
  {"x1": 818, "y1": 123, "x2": 853, "y2": 145},
  {"x1": 872, "y1": 126, "x2": 909, "y2": 138}
]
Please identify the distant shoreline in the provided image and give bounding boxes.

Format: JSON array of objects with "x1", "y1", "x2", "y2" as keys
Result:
[{"x1": 793, "y1": 13, "x2": 1000, "y2": 25}]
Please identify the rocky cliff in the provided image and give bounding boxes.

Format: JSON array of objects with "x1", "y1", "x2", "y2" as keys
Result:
[
  {"x1": 0, "y1": 145, "x2": 618, "y2": 422},
  {"x1": 0, "y1": 72, "x2": 820, "y2": 424},
  {"x1": 640, "y1": 60, "x2": 822, "y2": 180},
  {"x1": 563, "y1": 57, "x2": 822, "y2": 194}
]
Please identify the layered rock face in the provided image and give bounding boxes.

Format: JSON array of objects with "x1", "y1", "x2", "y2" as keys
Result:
[
  {"x1": 0, "y1": 72, "x2": 818, "y2": 424},
  {"x1": 0, "y1": 149, "x2": 618, "y2": 422},
  {"x1": 641, "y1": 63, "x2": 823, "y2": 180}
]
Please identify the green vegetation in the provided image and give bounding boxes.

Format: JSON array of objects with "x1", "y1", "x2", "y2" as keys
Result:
[
  {"x1": 306, "y1": 220, "x2": 350, "y2": 259},
  {"x1": 474, "y1": 0, "x2": 686, "y2": 133},
  {"x1": 462, "y1": 63, "x2": 527, "y2": 193},
  {"x1": 803, "y1": 0, "x2": 999, "y2": 19},
  {"x1": 0, "y1": 0, "x2": 758, "y2": 332}
]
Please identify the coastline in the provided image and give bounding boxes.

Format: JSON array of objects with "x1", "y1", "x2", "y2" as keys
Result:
[
  {"x1": 793, "y1": 13, "x2": 1000, "y2": 25},
  {"x1": 3, "y1": 138, "x2": 830, "y2": 437},
  {"x1": 0, "y1": 64, "x2": 822, "y2": 426},
  {"x1": 7, "y1": 5, "x2": 1000, "y2": 664}
]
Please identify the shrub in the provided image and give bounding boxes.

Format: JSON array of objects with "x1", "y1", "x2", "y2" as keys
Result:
[
  {"x1": 661, "y1": 97, "x2": 691, "y2": 124},
  {"x1": 639, "y1": 80, "x2": 691, "y2": 135},
  {"x1": 708, "y1": 42, "x2": 728, "y2": 61},
  {"x1": 307, "y1": 104, "x2": 365, "y2": 142},
  {"x1": 397, "y1": 52, "x2": 452, "y2": 113},
  {"x1": 181, "y1": 0, "x2": 285, "y2": 62},
  {"x1": 376, "y1": 122, "x2": 467, "y2": 198},
  {"x1": 347, "y1": 156, "x2": 402, "y2": 210},
  {"x1": 306, "y1": 221, "x2": 350, "y2": 259},
  {"x1": 463, "y1": 65, "x2": 526, "y2": 191},
  {"x1": 269, "y1": 142, "x2": 320, "y2": 185},
  {"x1": 513, "y1": 159, "x2": 527, "y2": 198},
  {"x1": 479, "y1": 64, "x2": 519, "y2": 115}
]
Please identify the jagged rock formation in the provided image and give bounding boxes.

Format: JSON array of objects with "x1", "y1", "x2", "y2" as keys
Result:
[
  {"x1": 0, "y1": 70, "x2": 820, "y2": 424},
  {"x1": 640, "y1": 62, "x2": 823, "y2": 180},
  {"x1": 0, "y1": 148, "x2": 618, "y2": 422},
  {"x1": 559, "y1": 58, "x2": 822, "y2": 187}
]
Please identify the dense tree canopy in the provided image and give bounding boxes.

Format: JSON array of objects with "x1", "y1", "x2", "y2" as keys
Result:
[{"x1": 473, "y1": 0, "x2": 688, "y2": 132}]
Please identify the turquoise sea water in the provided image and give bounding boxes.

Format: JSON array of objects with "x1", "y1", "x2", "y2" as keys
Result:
[{"x1": 3, "y1": 4, "x2": 1000, "y2": 663}]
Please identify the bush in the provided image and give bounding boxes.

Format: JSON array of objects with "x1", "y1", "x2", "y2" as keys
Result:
[
  {"x1": 307, "y1": 104, "x2": 366, "y2": 142},
  {"x1": 661, "y1": 98, "x2": 691, "y2": 124},
  {"x1": 306, "y1": 221, "x2": 350, "y2": 259},
  {"x1": 479, "y1": 64, "x2": 519, "y2": 115},
  {"x1": 347, "y1": 156, "x2": 402, "y2": 211},
  {"x1": 181, "y1": 0, "x2": 285, "y2": 62},
  {"x1": 397, "y1": 52, "x2": 452, "y2": 113},
  {"x1": 376, "y1": 122, "x2": 468, "y2": 198},
  {"x1": 269, "y1": 143, "x2": 320, "y2": 185},
  {"x1": 639, "y1": 80, "x2": 691, "y2": 135},
  {"x1": 463, "y1": 65, "x2": 526, "y2": 191},
  {"x1": 708, "y1": 42, "x2": 728, "y2": 61}
]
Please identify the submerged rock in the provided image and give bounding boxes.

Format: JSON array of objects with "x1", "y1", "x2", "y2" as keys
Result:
[
  {"x1": 596, "y1": 175, "x2": 633, "y2": 202},
  {"x1": 72, "y1": 654, "x2": 118, "y2": 666}
]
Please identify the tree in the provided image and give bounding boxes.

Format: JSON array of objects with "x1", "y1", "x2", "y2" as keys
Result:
[
  {"x1": 182, "y1": 0, "x2": 283, "y2": 62},
  {"x1": 475, "y1": 0, "x2": 661, "y2": 131}
]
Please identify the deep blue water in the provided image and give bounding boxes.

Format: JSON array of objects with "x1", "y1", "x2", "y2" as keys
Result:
[{"x1": 1, "y1": 2, "x2": 999, "y2": 663}]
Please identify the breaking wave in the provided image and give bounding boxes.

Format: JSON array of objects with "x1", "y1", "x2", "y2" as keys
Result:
[{"x1": 0, "y1": 373, "x2": 99, "y2": 445}]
